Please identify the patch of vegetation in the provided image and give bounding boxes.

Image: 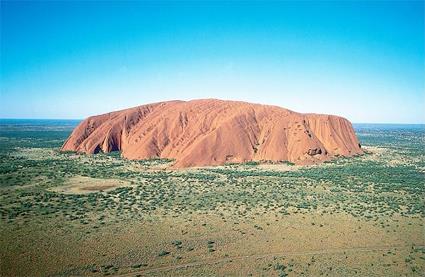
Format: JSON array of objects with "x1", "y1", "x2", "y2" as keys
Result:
[{"x1": 158, "y1": 250, "x2": 170, "y2": 257}]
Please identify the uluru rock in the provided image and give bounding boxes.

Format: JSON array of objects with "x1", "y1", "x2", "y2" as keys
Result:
[{"x1": 62, "y1": 99, "x2": 363, "y2": 168}]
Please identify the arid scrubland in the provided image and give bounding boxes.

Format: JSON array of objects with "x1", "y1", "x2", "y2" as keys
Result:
[{"x1": 0, "y1": 123, "x2": 424, "y2": 276}]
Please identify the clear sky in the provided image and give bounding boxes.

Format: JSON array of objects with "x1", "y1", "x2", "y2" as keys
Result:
[{"x1": 1, "y1": 1, "x2": 424, "y2": 123}]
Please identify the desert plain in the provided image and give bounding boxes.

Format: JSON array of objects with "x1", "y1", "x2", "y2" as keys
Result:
[{"x1": 0, "y1": 120, "x2": 424, "y2": 277}]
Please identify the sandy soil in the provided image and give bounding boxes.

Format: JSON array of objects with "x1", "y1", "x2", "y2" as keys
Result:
[{"x1": 50, "y1": 176, "x2": 130, "y2": 194}]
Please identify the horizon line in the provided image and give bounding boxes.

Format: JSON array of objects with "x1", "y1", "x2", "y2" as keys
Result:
[{"x1": 0, "y1": 118, "x2": 424, "y2": 125}]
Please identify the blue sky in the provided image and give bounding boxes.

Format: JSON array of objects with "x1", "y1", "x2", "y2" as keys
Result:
[{"x1": 1, "y1": 1, "x2": 424, "y2": 123}]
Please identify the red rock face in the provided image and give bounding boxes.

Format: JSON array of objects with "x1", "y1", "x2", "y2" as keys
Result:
[{"x1": 62, "y1": 99, "x2": 363, "y2": 168}]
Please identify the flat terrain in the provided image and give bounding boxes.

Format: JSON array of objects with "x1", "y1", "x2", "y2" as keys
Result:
[{"x1": 0, "y1": 121, "x2": 424, "y2": 277}]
